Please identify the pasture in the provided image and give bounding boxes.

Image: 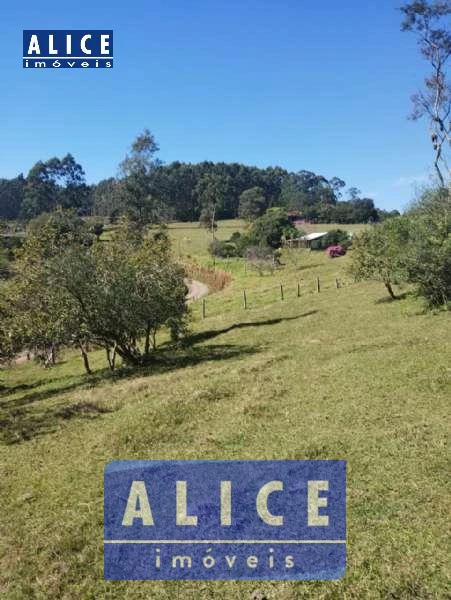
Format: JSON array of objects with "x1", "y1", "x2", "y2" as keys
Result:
[{"x1": 0, "y1": 221, "x2": 449, "y2": 599}]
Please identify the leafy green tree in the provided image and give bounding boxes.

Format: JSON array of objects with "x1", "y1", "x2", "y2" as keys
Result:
[
  {"x1": 405, "y1": 187, "x2": 451, "y2": 305},
  {"x1": 329, "y1": 177, "x2": 346, "y2": 199},
  {"x1": 21, "y1": 155, "x2": 90, "y2": 220},
  {"x1": 0, "y1": 294, "x2": 18, "y2": 369},
  {"x1": 208, "y1": 239, "x2": 239, "y2": 258},
  {"x1": 7, "y1": 211, "x2": 93, "y2": 368},
  {"x1": 350, "y1": 198, "x2": 379, "y2": 223},
  {"x1": 21, "y1": 161, "x2": 58, "y2": 219},
  {"x1": 199, "y1": 204, "x2": 218, "y2": 237},
  {"x1": 43, "y1": 221, "x2": 187, "y2": 369},
  {"x1": 350, "y1": 189, "x2": 450, "y2": 306},
  {"x1": 246, "y1": 208, "x2": 298, "y2": 249},
  {"x1": 196, "y1": 173, "x2": 233, "y2": 222},
  {"x1": 316, "y1": 229, "x2": 351, "y2": 250},
  {"x1": 0, "y1": 175, "x2": 26, "y2": 220},
  {"x1": 238, "y1": 187, "x2": 267, "y2": 221},
  {"x1": 25, "y1": 210, "x2": 93, "y2": 257},
  {"x1": 119, "y1": 130, "x2": 163, "y2": 225},
  {"x1": 131, "y1": 229, "x2": 188, "y2": 352},
  {"x1": 57, "y1": 154, "x2": 91, "y2": 213},
  {"x1": 7, "y1": 212, "x2": 188, "y2": 372},
  {"x1": 92, "y1": 178, "x2": 125, "y2": 219},
  {"x1": 377, "y1": 208, "x2": 402, "y2": 221},
  {"x1": 347, "y1": 187, "x2": 361, "y2": 201},
  {"x1": 349, "y1": 217, "x2": 411, "y2": 299}
]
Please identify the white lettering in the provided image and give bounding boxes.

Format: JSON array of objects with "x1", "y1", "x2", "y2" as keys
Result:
[
  {"x1": 122, "y1": 481, "x2": 154, "y2": 526},
  {"x1": 80, "y1": 34, "x2": 92, "y2": 54},
  {"x1": 256, "y1": 481, "x2": 283, "y2": 526},
  {"x1": 100, "y1": 34, "x2": 110, "y2": 54},
  {"x1": 48, "y1": 35, "x2": 57, "y2": 54},
  {"x1": 27, "y1": 35, "x2": 40, "y2": 55},
  {"x1": 176, "y1": 481, "x2": 198, "y2": 526},
  {"x1": 247, "y1": 556, "x2": 258, "y2": 568},
  {"x1": 220, "y1": 481, "x2": 231, "y2": 526},
  {"x1": 308, "y1": 480, "x2": 329, "y2": 526}
]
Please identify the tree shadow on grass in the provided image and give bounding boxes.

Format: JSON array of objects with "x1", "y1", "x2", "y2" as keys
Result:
[
  {"x1": 184, "y1": 311, "x2": 318, "y2": 345},
  {"x1": 0, "y1": 375, "x2": 74, "y2": 398},
  {"x1": 375, "y1": 292, "x2": 410, "y2": 304},
  {"x1": 107, "y1": 343, "x2": 259, "y2": 384},
  {"x1": 0, "y1": 373, "x2": 112, "y2": 410},
  {"x1": 294, "y1": 263, "x2": 324, "y2": 271},
  {"x1": 0, "y1": 382, "x2": 40, "y2": 397},
  {"x1": 0, "y1": 312, "x2": 317, "y2": 445},
  {"x1": 0, "y1": 343, "x2": 257, "y2": 445},
  {"x1": 0, "y1": 401, "x2": 114, "y2": 445}
]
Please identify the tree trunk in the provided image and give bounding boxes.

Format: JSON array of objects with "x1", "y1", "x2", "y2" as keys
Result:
[
  {"x1": 106, "y1": 344, "x2": 117, "y2": 372},
  {"x1": 44, "y1": 345, "x2": 54, "y2": 368},
  {"x1": 115, "y1": 344, "x2": 139, "y2": 366},
  {"x1": 144, "y1": 323, "x2": 151, "y2": 357},
  {"x1": 211, "y1": 205, "x2": 216, "y2": 240},
  {"x1": 434, "y1": 151, "x2": 445, "y2": 187},
  {"x1": 385, "y1": 281, "x2": 397, "y2": 300},
  {"x1": 79, "y1": 343, "x2": 92, "y2": 375}
]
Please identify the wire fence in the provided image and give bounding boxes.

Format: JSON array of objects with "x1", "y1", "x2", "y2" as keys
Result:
[{"x1": 196, "y1": 275, "x2": 355, "y2": 319}]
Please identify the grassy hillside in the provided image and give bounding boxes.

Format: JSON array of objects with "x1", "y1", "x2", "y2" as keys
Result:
[{"x1": 0, "y1": 222, "x2": 449, "y2": 599}]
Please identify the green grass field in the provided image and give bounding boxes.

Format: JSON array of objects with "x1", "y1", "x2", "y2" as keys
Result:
[{"x1": 0, "y1": 221, "x2": 450, "y2": 599}]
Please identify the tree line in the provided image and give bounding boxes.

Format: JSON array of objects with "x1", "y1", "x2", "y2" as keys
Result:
[{"x1": 0, "y1": 134, "x2": 397, "y2": 226}]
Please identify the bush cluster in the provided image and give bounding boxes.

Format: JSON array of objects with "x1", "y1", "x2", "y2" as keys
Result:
[
  {"x1": 1, "y1": 212, "x2": 189, "y2": 373},
  {"x1": 349, "y1": 187, "x2": 450, "y2": 306},
  {"x1": 209, "y1": 208, "x2": 296, "y2": 261}
]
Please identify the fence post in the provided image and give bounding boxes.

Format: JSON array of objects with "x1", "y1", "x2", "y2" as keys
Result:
[
  {"x1": 316, "y1": 277, "x2": 320, "y2": 293},
  {"x1": 280, "y1": 283, "x2": 284, "y2": 301},
  {"x1": 243, "y1": 289, "x2": 247, "y2": 310},
  {"x1": 297, "y1": 282, "x2": 301, "y2": 297},
  {"x1": 336, "y1": 278, "x2": 340, "y2": 289},
  {"x1": 202, "y1": 298, "x2": 206, "y2": 319}
]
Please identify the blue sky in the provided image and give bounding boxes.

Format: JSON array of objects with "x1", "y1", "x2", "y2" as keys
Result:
[{"x1": 0, "y1": 1, "x2": 439, "y2": 210}]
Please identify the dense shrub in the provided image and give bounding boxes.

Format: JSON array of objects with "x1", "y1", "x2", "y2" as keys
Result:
[
  {"x1": 208, "y1": 219, "x2": 291, "y2": 260},
  {"x1": 246, "y1": 208, "x2": 298, "y2": 249},
  {"x1": 348, "y1": 217, "x2": 410, "y2": 300},
  {"x1": 6, "y1": 214, "x2": 189, "y2": 371},
  {"x1": 404, "y1": 188, "x2": 451, "y2": 307},
  {"x1": 349, "y1": 187, "x2": 450, "y2": 306},
  {"x1": 315, "y1": 229, "x2": 351, "y2": 250},
  {"x1": 0, "y1": 248, "x2": 9, "y2": 279},
  {"x1": 0, "y1": 235, "x2": 24, "y2": 257},
  {"x1": 208, "y1": 239, "x2": 239, "y2": 258}
]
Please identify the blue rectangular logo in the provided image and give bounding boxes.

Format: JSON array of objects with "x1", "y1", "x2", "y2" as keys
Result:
[
  {"x1": 104, "y1": 460, "x2": 346, "y2": 580},
  {"x1": 23, "y1": 30, "x2": 113, "y2": 68}
]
